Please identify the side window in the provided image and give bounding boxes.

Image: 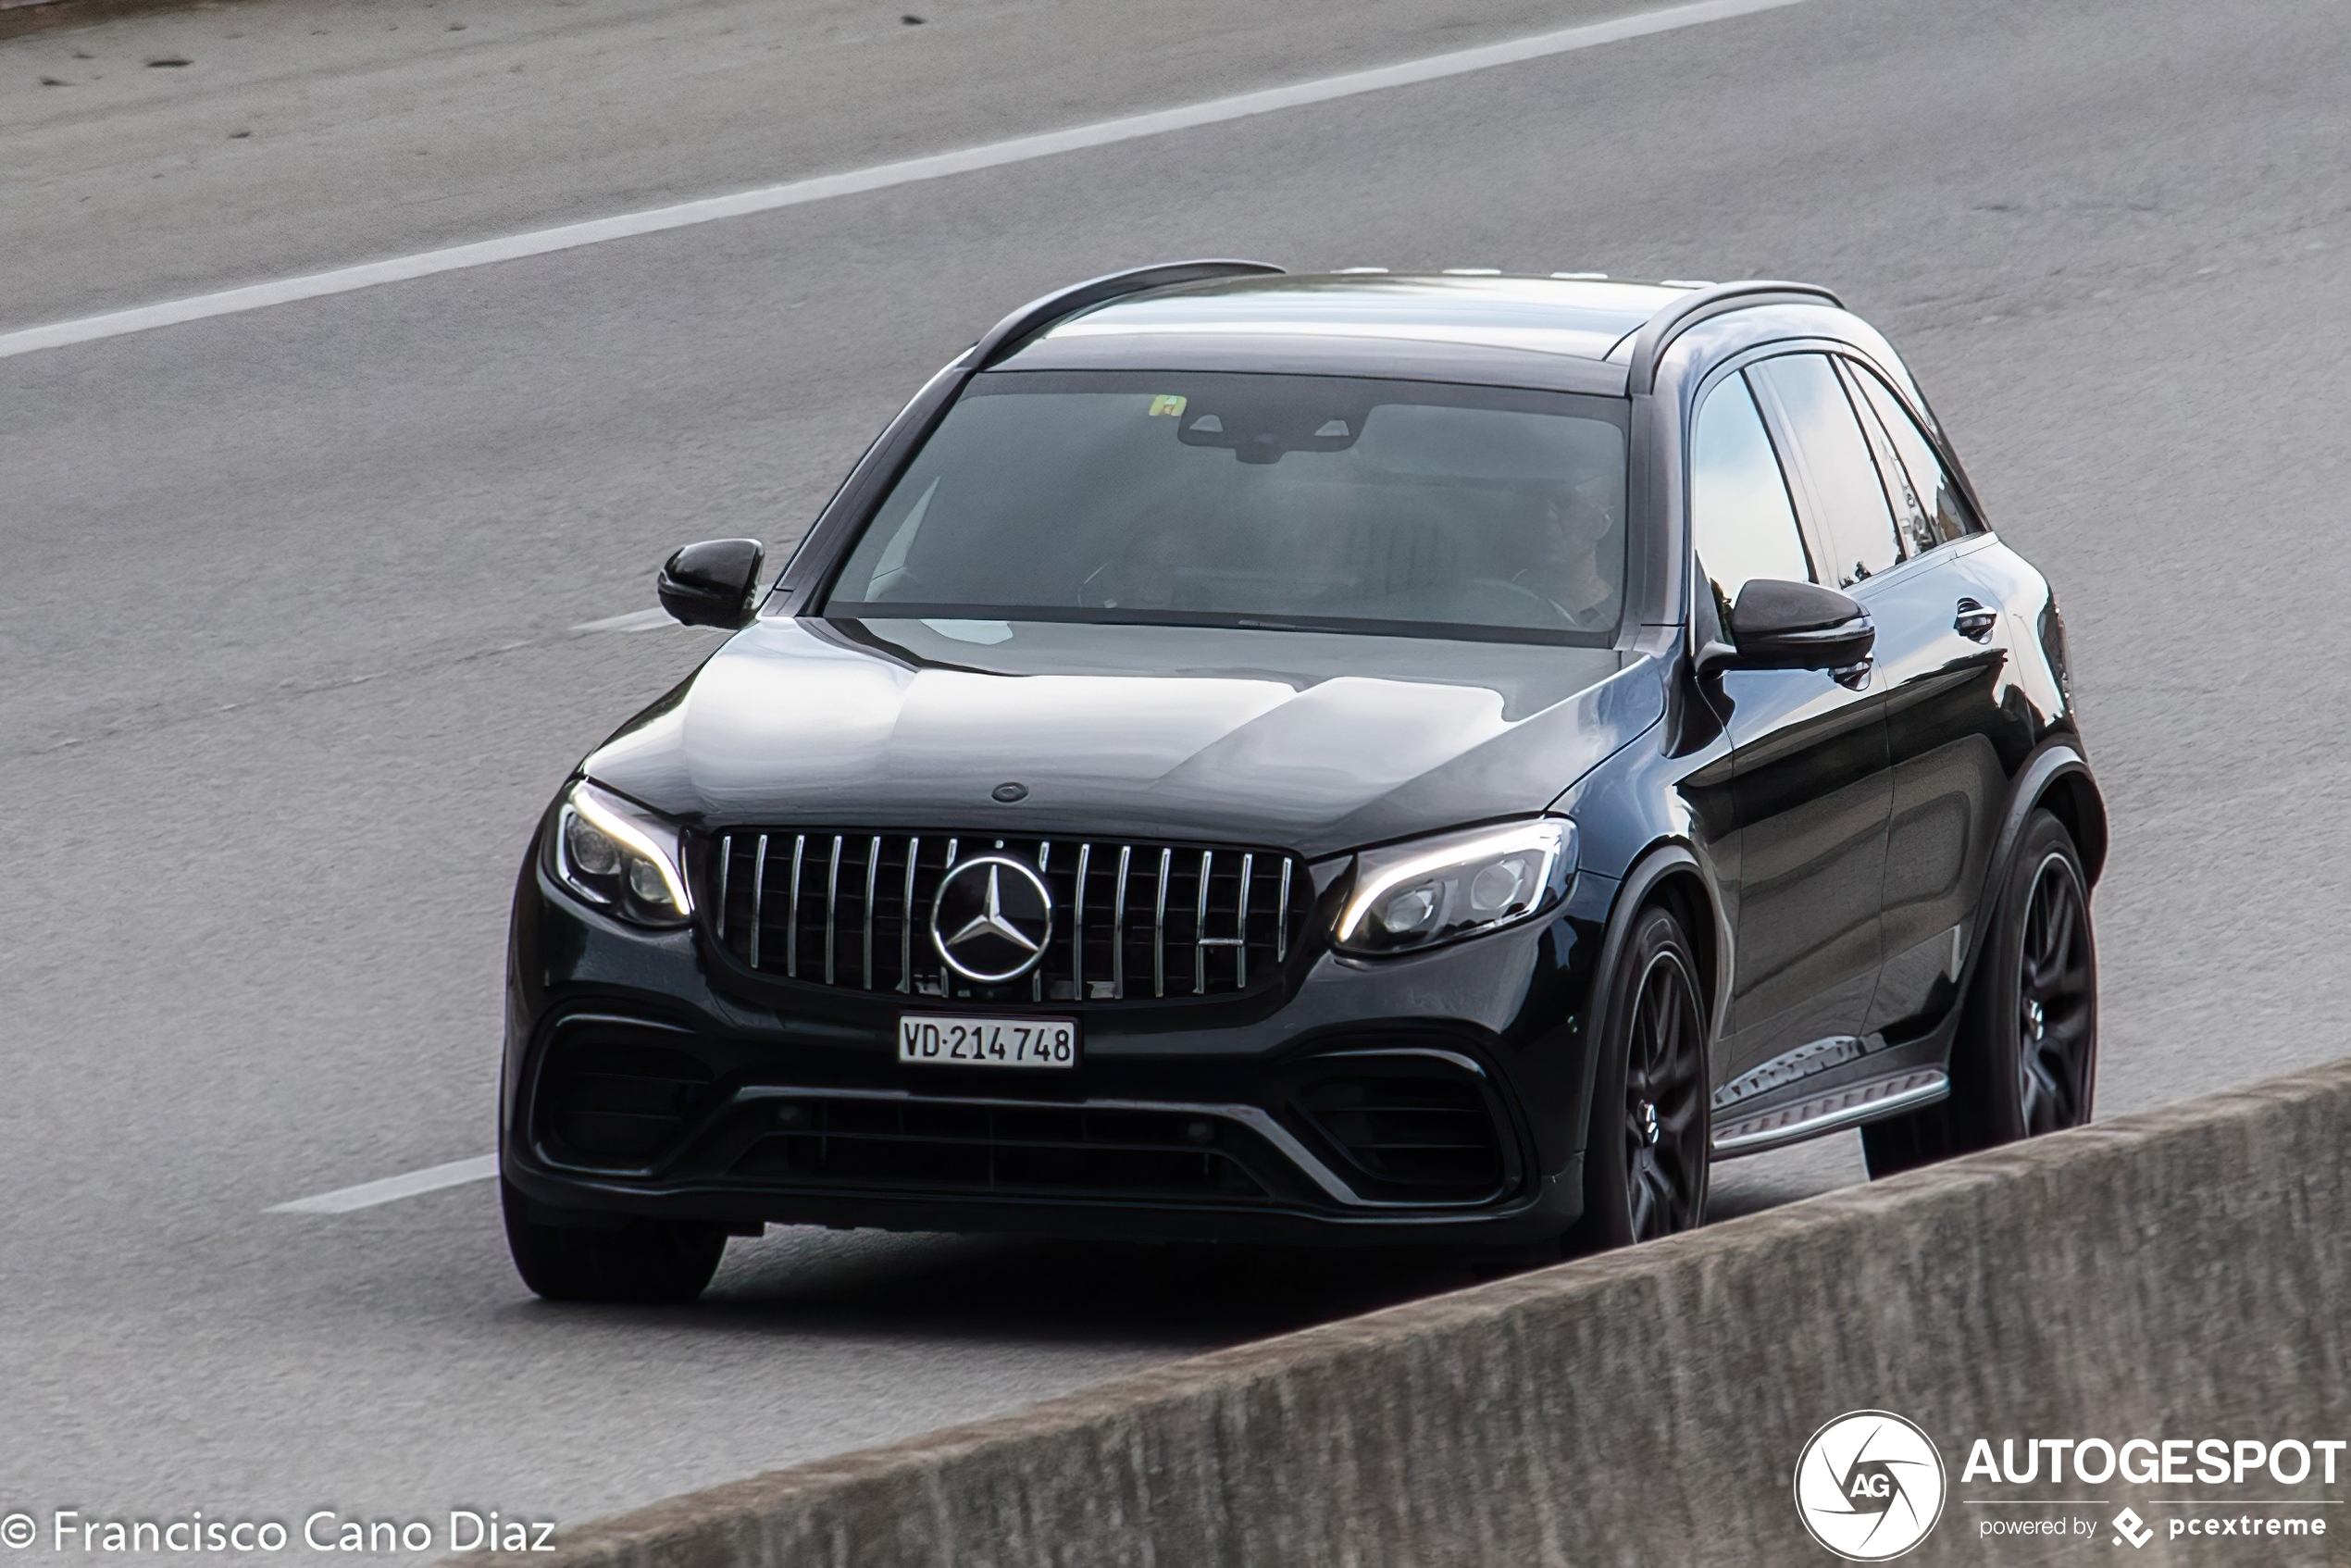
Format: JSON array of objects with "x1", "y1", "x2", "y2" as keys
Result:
[
  {"x1": 1749, "y1": 355, "x2": 1902, "y2": 589},
  {"x1": 1689, "y1": 371, "x2": 1812, "y2": 626},
  {"x1": 1835, "y1": 359, "x2": 1937, "y2": 557},
  {"x1": 1847, "y1": 364, "x2": 1983, "y2": 547}
]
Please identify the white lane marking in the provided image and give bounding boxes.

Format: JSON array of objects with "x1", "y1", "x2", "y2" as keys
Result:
[
  {"x1": 571, "y1": 607, "x2": 681, "y2": 633},
  {"x1": 269, "y1": 1152, "x2": 499, "y2": 1213},
  {"x1": 0, "y1": 0, "x2": 1810, "y2": 362}
]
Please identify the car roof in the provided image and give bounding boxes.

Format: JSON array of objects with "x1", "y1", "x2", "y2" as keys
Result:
[
  {"x1": 1047, "y1": 272, "x2": 1696, "y2": 360},
  {"x1": 993, "y1": 272, "x2": 1706, "y2": 395}
]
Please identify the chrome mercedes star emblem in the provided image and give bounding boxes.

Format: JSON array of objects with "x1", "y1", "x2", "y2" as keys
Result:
[
  {"x1": 949, "y1": 868, "x2": 1042, "y2": 955},
  {"x1": 930, "y1": 854, "x2": 1054, "y2": 984}
]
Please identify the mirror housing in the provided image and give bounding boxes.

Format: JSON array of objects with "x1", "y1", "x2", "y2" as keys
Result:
[
  {"x1": 657, "y1": 539, "x2": 765, "y2": 628},
  {"x1": 1723, "y1": 579, "x2": 1875, "y2": 671}
]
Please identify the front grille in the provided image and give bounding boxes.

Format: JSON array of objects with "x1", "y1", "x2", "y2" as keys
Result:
[
  {"x1": 541, "y1": 1040, "x2": 716, "y2": 1164},
  {"x1": 730, "y1": 1097, "x2": 1273, "y2": 1201},
  {"x1": 709, "y1": 831, "x2": 1303, "y2": 1002},
  {"x1": 1299, "y1": 1072, "x2": 1506, "y2": 1195}
]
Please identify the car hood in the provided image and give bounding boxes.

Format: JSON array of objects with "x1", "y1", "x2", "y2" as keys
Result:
[{"x1": 584, "y1": 616, "x2": 1665, "y2": 859}]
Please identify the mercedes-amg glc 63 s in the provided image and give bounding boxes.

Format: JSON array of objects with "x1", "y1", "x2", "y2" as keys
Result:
[{"x1": 500, "y1": 262, "x2": 2107, "y2": 1301}]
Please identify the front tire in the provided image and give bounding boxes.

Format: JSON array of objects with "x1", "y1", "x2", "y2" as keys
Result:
[
  {"x1": 1566, "y1": 903, "x2": 1711, "y2": 1253},
  {"x1": 501, "y1": 1177, "x2": 728, "y2": 1303},
  {"x1": 1862, "y1": 809, "x2": 2097, "y2": 1177}
]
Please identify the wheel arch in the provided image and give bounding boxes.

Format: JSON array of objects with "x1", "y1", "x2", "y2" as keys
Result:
[
  {"x1": 1943, "y1": 737, "x2": 2107, "y2": 1027},
  {"x1": 2033, "y1": 756, "x2": 2109, "y2": 886},
  {"x1": 1573, "y1": 840, "x2": 1733, "y2": 1156},
  {"x1": 1991, "y1": 739, "x2": 2108, "y2": 893}
]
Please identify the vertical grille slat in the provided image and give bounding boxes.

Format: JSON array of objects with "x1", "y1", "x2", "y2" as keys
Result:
[
  {"x1": 1113, "y1": 846, "x2": 1132, "y2": 1001},
  {"x1": 717, "y1": 828, "x2": 1301, "y2": 1003},
  {"x1": 1071, "y1": 843, "x2": 1090, "y2": 997},
  {"x1": 862, "y1": 836, "x2": 881, "y2": 990},
  {"x1": 750, "y1": 835, "x2": 769, "y2": 970},
  {"x1": 899, "y1": 837, "x2": 920, "y2": 994},
  {"x1": 787, "y1": 835, "x2": 804, "y2": 979},
  {"x1": 1276, "y1": 859, "x2": 1293, "y2": 964},
  {"x1": 1236, "y1": 852, "x2": 1253, "y2": 990},
  {"x1": 1193, "y1": 850, "x2": 1213, "y2": 995},
  {"x1": 825, "y1": 835, "x2": 842, "y2": 986},
  {"x1": 1151, "y1": 848, "x2": 1171, "y2": 1000},
  {"x1": 1031, "y1": 842, "x2": 1052, "y2": 1002},
  {"x1": 716, "y1": 834, "x2": 731, "y2": 944}
]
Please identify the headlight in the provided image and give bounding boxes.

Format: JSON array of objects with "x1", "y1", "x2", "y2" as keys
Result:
[
  {"x1": 1333, "y1": 818, "x2": 1574, "y2": 956},
  {"x1": 548, "y1": 778, "x2": 693, "y2": 927}
]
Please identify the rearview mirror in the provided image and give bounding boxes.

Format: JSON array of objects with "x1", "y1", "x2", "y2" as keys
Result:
[
  {"x1": 657, "y1": 539, "x2": 765, "y2": 628},
  {"x1": 1725, "y1": 579, "x2": 1874, "y2": 671}
]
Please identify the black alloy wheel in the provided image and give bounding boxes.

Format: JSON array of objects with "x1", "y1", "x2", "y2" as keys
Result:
[
  {"x1": 1568, "y1": 903, "x2": 1710, "y2": 1252},
  {"x1": 1862, "y1": 809, "x2": 2097, "y2": 1177},
  {"x1": 2014, "y1": 844, "x2": 2096, "y2": 1134},
  {"x1": 501, "y1": 1176, "x2": 728, "y2": 1303}
]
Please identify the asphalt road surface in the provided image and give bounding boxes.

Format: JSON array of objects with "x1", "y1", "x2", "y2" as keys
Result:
[{"x1": 6, "y1": 0, "x2": 2350, "y2": 1545}]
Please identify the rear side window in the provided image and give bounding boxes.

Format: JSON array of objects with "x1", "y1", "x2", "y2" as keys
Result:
[
  {"x1": 1847, "y1": 364, "x2": 1982, "y2": 548},
  {"x1": 1749, "y1": 355, "x2": 1901, "y2": 590},
  {"x1": 1689, "y1": 372, "x2": 1811, "y2": 624},
  {"x1": 1836, "y1": 359, "x2": 1937, "y2": 556}
]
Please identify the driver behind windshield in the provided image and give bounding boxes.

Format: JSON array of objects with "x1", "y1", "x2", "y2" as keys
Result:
[{"x1": 1505, "y1": 475, "x2": 1623, "y2": 628}]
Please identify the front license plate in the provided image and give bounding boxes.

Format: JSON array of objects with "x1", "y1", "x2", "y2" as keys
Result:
[{"x1": 899, "y1": 1014, "x2": 1078, "y2": 1069}]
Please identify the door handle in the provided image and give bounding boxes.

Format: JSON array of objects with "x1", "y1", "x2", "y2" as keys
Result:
[{"x1": 1954, "y1": 599, "x2": 1998, "y2": 641}]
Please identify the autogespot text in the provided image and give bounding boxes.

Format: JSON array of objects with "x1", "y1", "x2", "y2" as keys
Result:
[
  {"x1": 1964, "y1": 1435, "x2": 2341, "y2": 1547},
  {"x1": 1963, "y1": 1436, "x2": 2348, "y2": 1486}
]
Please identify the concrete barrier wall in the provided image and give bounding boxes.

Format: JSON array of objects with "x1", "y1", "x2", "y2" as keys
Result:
[{"x1": 485, "y1": 1059, "x2": 2351, "y2": 1568}]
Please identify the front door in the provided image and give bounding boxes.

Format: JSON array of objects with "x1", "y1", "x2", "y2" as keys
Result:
[{"x1": 1688, "y1": 366, "x2": 1889, "y2": 1076}]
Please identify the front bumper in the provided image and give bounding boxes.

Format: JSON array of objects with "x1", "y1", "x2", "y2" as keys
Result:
[{"x1": 502, "y1": 850, "x2": 1618, "y2": 1247}]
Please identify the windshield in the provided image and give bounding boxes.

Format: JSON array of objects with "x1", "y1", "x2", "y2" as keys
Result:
[{"x1": 823, "y1": 371, "x2": 1630, "y2": 643}]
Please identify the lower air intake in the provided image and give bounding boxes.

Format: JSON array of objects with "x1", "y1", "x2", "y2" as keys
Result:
[
  {"x1": 540, "y1": 1040, "x2": 715, "y2": 1164},
  {"x1": 1299, "y1": 1071, "x2": 1507, "y2": 1197}
]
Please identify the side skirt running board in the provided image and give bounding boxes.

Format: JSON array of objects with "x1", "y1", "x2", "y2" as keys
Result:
[{"x1": 1711, "y1": 1069, "x2": 1950, "y2": 1159}]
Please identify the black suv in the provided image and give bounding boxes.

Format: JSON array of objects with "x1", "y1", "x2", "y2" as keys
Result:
[{"x1": 499, "y1": 262, "x2": 2105, "y2": 1301}]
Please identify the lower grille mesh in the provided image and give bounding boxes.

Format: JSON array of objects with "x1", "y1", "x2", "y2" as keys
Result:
[{"x1": 730, "y1": 1098, "x2": 1272, "y2": 1201}]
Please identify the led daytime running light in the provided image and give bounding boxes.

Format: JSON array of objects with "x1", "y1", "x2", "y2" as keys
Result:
[{"x1": 569, "y1": 784, "x2": 692, "y2": 916}]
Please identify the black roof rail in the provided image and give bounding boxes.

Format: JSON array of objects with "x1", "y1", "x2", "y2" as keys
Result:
[
  {"x1": 971, "y1": 259, "x2": 1286, "y2": 369},
  {"x1": 1624, "y1": 280, "x2": 1845, "y2": 394}
]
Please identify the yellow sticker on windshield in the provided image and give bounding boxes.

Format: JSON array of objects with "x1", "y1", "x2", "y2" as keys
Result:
[{"x1": 1148, "y1": 394, "x2": 1188, "y2": 417}]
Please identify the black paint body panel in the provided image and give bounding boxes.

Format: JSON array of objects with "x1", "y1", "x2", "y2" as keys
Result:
[{"x1": 501, "y1": 275, "x2": 2103, "y2": 1245}]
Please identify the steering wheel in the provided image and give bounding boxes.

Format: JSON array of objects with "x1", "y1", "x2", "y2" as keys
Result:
[{"x1": 1450, "y1": 575, "x2": 1579, "y2": 628}]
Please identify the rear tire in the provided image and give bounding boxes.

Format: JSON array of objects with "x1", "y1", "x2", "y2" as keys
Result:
[
  {"x1": 1861, "y1": 809, "x2": 2097, "y2": 1177},
  {"x1": 1565, "y1": 903, "x2": 1711, "y2": 1254},
  {"x1": 501, "y1": 1177, "x2": 728, "y2": 1303}
]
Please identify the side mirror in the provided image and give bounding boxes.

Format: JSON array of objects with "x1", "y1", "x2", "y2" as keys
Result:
[
  {"x1": 1724, "y1": 579, "x2": 1875, "y2": 671},
  {"x1": 656, "y1": 539, "x2": 765, "y2": 628}
]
